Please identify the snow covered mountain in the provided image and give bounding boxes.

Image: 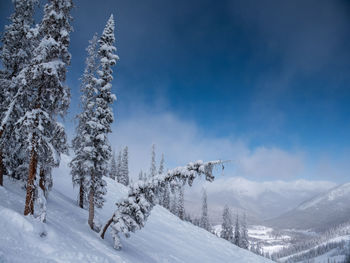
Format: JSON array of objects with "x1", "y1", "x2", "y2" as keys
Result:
[
  {"x1": 0, "y1": 157, "x2": 272, "y2": 263},
  {"x1": 185, "y1": 177, "x2": 335, "y2": 224},
  {"x1": 266, "y1": 183, "x2": 350, "y2": 231}
]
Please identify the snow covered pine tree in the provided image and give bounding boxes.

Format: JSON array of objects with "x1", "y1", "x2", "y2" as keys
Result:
[
  {"x1": 109, "y1": 150, "x2": 118, "y2": 180},
  {"x1": 200, "y1": 188, "x2": 211, "y2": 231},
  {"x1": 177, "y1": 185, "x2": 185, "y2": 220},
  {"x1": 86, "y1": 14, "x2": 118, "y2": 231},
  {"x1": 241, "y1": 213, "x2": 249, "y2": 249},
  {"x1": 70, "y1": 33, "x2": 99, "y2": 209},
  {"x1": 101, "y1": 160, "x2": 225, "y2": 250},
  {"x1": 15, "y1": 0, "x2": 73, "y2": 217},
  {"x1": 119, "y1": 146, "x2": 129, "y2": 186},
  {"x1": 221, "y1": 205, "x2": 234, "y2": 242},
  {"x1": 234, "y1": 215, "x2": 241, "y2": 247},
  {"x1": 0, "y1": 0, "x2": 38, "y2": 186}
]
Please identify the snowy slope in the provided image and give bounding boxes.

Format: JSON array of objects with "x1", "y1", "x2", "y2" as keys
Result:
[
  {"x1": 266, "y1": 183, "x2": 350, "y2": 231},
  {"x1": 0, "y1": 158, "x2": 273, "y2": 263},
  {"x1": 185, "y1": 177, "x2": 335, "y2": 224}
]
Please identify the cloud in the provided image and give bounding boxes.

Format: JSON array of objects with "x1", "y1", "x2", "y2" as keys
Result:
[{"x1": 109, "y1": 110, "x2": 306, "y2": 181}]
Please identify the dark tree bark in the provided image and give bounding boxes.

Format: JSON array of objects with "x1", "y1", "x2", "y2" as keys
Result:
[
  {"x1": 24, "y1": 145, "x2": 37, "y2": 216},
  {"x1": 79, "y1": 178, "x2": 84, "y2": 209},
  {"x1": 39, "y1": 168, "x2": 46, "y2": 197},
  {"x1": 0, "y1": 129, "x2": 4, "y2": 186},
  {"x1": 88, "y1": 171, "x2": 95, "y2": 230},
  {"x1": 101, "y1": 217, "x2": 113, "y2": 239}
]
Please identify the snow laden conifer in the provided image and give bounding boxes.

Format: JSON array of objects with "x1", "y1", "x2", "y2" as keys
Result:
[
  {"x1": 69, "y1": 34, "x2": 99, "y2": 209},
  {"x1": 241, "y1": 213, "x2": 249, "y2": 249},
  {"x1": 200, "y1": 188, "x2": 211, "y2": 231},
  {"x1": 119, "y1": 146, "x2": 129, "y2": 186},
  {"x1": 0, "y1": 0, "x2": 39, "y2": 186},
  {"x1": 177, "y1": 185, "x2": 185, "y2": 220},
  {"x1": 158, "y1": 153, "x2": 164, "y2": 175},
  {"x1": 234, "y1": 215, "x2": 241, "y2": 247},
  {"x1": 109, "y1": 151, "x2": 118, "y2": 180},
  {"x1": 15, "y1": 0, "x2": 73, "y2": 217},
  {"x1": 87, "y1": 14, "x2": 118, "y2": 230},
  {"x1": 150, "y1": 144, "x2": 156, "y2": 179},
  {"x1": 100, "y1": 160, "x2": 224, "y2": 250},
  {"x1": 170, "y1": 190, "x2": 178, "y2": 215},
  {"x1": 220, "y1": 205, "x2": 233, "y2": 242},
  {"x1": 156, "y1": 153, "x2": 165, "y2": 203},
  {"x1": 116, "y1": 151, "x2": 122, "y2": 183},
  {"x1": 162, "y1": 183, "x2": 171, "y2": 210}
]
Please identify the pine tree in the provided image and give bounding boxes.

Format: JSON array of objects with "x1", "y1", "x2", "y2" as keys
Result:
[
  {"x1": 177, "y1": 185, "x2": 185, "y2": 220},
  {"x1": 116, "y1": 150, "x2": 122, "y2": 182},
  {"x1": 163, "y1": 183, "x2": 170, "y2": 210},
  {"x1": 234, "y1": 215, "x2": 241, "y2": 247},
  {"x1": 150, "y1": 144, "x2": 156, "y2": 178},
  {"x1": 70, "y1": 34, "x2": 99, "y2": 209},
  {"x1": 16, "y1": 0, "x2": 73, "y2": 217},
  {"x1": 100, "y1": 160, "x2": 224, "y2": 250},
  {"x1": 0, "y1": 0, "x2": 39, "y2": 186},
  {"x1": 200, "y1": 189, "x2": 211, "y2": 231},
  {"x1": 220, "y1": 205, "x2": 233, "y2": 242},
  {"x1": 170, "y1": 191, "x2": 178, "y2": 215},
  {"x1": 156, "y1": 153, "x2": 165, "y2": 204},
  {"x1": 241, "y1": 213, "x2": 249, "y2": 249},
  {"x1": 86, "y1": 14, "x2": 118, "y2": 230},
  {"x1": 109, "y1": 150, "x2": 117, "y2": 180},
  {"x1": 158, "y1": 153, "x2": 164, "y2": 175},
  {"x1": 119, "y1": 146, "x2": 129, "y2": 186},
  {"x1": 138, "y1": 170, "x2": 144, "y2": 181}
]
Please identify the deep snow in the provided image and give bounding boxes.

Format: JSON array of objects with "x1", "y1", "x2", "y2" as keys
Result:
[{"x1": 0, "y1": 156, "x2": 272, "y2": 263}]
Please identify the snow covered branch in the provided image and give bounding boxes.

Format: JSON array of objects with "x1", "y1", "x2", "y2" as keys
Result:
[{"x1": 101, "y1": 160, "x2": 226, "y2": 250}]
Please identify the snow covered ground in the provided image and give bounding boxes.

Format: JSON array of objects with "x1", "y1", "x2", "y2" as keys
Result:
[
  {"x1": 213, "y1": 224, "x2": 291, "y2": 255},
  {"x1": 0, "y1": 159, "x2": 273, "y2": 263}
]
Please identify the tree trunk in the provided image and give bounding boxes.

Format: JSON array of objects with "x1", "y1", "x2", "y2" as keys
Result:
[
  {"x1": 0, "y1": 129, "x2": 4, "y2": 187},
  {"x1": 0, "y1": 150, "x2": 3, "y2": 187},
  {"x1": 88, "y1": 171, "x2": 95, "y2": 230},
  {"x1": 101, "y1": 216, "x2": 113, "y2": 239},
  {"x1": 79, "y1": 178, "x2": 84, "y2": 209},
  {"x1": 39, "y1": 168, "x2": 46, "y2": 197},
  {"x1": 24, "y1": 146, "x2": 38, "y2": 216}
]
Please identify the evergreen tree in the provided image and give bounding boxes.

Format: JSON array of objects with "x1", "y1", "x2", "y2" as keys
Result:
[
  {"x1": 220, "y1": 205, "x2": 233, "y2": 242},
  {"x1": 170, "y1": 191, "x2": 178, "y2": 215},
  {"x1": 116, "y1": 150, "x2": 122, "y2": 182},
  {"x1": 150, "y1": 144, "x2": 156, "y2": 178},
  {"x1": 200, "y1": 189, "x2": 211, "y2": 231},
  {"x1": 87, "y1": 14, "x2": 118, "y2": 230},
  {"x1": 156, "y1": 153, "x2": 165, "y2": 204},
  {"x1": 70, "y1": 34, "x2": 99, "y2": 209},
  {"x1": 100, "y1": 160, "x2": 224, "y2": 250},
  {"x1": 0, "y1": 0, "x2": 39, "y2": 186},
  {"x1": 177, "y1": 185, "x2": 185, "y2": 220},
  {"x1": 234, "y1": 215, "x2": 241, "y2": 247},
  {"x1": 241, "y1": 213, "x2": 249, "y2": 249},
  {"x1": 138, "y1": 170, "x2": 143, "y2": 181},
  {"x1": 119, "y1": 146, "x2": 129, "y2": 186},
  {"x1": 110, "y1": 150, "x2": 117, "y2": 180},
  {"x1": 158, "y1": 153, "x2": 164, "y2": 175},
  {"x1": 16, "y1": 0, "x2": 73, "y2": 217},
  {"x1": 162, "y1": 183, "x2": 170, "y2": 210}
]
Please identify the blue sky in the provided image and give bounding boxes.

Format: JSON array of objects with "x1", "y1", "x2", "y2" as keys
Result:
[{"x1": 1, "y1": 0, "x2": 350, "y2": 182}]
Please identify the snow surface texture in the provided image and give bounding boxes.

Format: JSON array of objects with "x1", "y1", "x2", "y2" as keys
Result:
[{"x1": 0, "y1": 156, "x2": 272, "y2": 263}]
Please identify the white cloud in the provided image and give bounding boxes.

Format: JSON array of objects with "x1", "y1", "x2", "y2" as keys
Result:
[{"x1": 110, "y1": 111, "x2": 306, "y2": 181}]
